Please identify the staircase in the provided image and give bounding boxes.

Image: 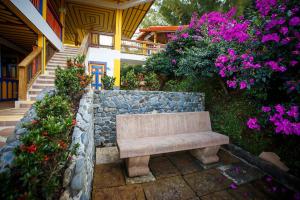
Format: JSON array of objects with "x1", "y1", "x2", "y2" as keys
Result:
[
  {"x1": 28, "y1": 46, "x2": 79, "y2": 101},
  {"x1": 0, "y1": 46, "x2": 79, "y2": 147}
]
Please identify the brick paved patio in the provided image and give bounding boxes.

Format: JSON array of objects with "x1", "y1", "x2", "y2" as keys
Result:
[{"x1": 93, "y1": 149, "x2": 295, "y2": 200}]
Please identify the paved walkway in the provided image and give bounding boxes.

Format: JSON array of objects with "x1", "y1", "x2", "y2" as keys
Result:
[
  {"x1": 93, "y1": 149, "x2": 295, "y2": 200},
  {"x1": 0, "y1": 107, "x2": 29, "y2": 147}
]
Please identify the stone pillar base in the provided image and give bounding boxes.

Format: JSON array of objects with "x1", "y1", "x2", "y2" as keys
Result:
[
  {"x1": 190, "y1": 146, "x2": 220, "y2": 164},
  {"x1": 125, "y1": 155, "x2": 150, "y2": 177}
]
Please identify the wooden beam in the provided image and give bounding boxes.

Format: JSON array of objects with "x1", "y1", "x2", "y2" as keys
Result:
[{"x1": 0, "y1": 37, "x2": 27, "y2": 54}]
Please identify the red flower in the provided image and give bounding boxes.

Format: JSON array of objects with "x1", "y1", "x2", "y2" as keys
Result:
[
  {"x1": 27, "y1": 144, "x2": 37, "y2": 154},
  {"x1": 32, "y1": 120, "x2": 39, "y2": 125},
  {"x1": 72, "y1": 119, "x2": 77, "y2": 126},
  {"x1": 44, "y1": 155, "x2": 49, "y2": 161}
]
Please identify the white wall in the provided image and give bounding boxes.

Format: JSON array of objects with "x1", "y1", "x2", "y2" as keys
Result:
[{"x1": 86, "y1": 47, "x2": 147, "y2": 76}]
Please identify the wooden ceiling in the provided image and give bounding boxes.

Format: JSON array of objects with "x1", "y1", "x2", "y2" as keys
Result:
[
  {"x1": 0, "y1": 2, "x2": 37, "y2": 52},
  {"x1": 64, "y1": 1, "x2": 152, "y2": 44}
]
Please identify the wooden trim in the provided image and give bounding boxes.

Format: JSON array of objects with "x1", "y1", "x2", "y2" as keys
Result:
[{"x1": 18, "y1": 47, "x2": 42, "y2": 67}]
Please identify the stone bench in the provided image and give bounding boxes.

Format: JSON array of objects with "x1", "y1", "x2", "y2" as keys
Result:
[{"x1": 116, "y1": 112, "x2": 229, "y2": 177}]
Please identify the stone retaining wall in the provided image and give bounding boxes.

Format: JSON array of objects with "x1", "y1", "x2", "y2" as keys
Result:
[
  {"x1": 94, "y1": 90, "x2": 205, "y2": 146},
  {"x1": 61, "y1": 90, "x2": 95, "y2": 200}
]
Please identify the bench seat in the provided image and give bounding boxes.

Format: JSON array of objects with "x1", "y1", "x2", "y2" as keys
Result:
[
  {"x1": 118, "y1": 131, "x2": 229, "y2": 159},
  {"x1": 116, "y1": 112, "x2": 230, "y2": 177}
]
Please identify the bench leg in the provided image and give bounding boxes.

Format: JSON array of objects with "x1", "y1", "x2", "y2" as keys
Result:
[
  {"x1": 125, "y1": 155, "x2": 150, "y2": 177},
  {"x1": 190, "y1": 146, "x2": 220, "y2": 164}
]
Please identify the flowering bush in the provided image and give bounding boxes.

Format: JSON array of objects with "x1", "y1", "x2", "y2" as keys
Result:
[
  {"x1": 55, "y1": 55, "x2": 92, "y2": 105},
  {"x1": 0, "y1": 55, "x2": 91, "y2": 199},
  {"x1": 1, "y1": 95, "x2": 78, "y2": 199}
]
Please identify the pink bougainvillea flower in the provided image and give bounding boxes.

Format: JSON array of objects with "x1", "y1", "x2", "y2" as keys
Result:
[
  {"x1": 240, "y1": 81, "x2": 248, "y2": 89},
  {"x1": 290, "y1": 60, "x2": 298, "y2": 67},
  {"x1": 247, "y1": 118, "x2": 260, "y2": 130},
  {"x1": 280, "y1": 27, "x2": 289, "y2": 35},
  {"x1": 262, "y1": 33, "x2": 280, "y2": 43},
  {"x1": 181, "y1": 32, "x2": 189, "y2": 39},
  {"x1": 262, "y1": 106, "x2": 272, "y2": 112},
  {"x1": 265, "y1": 61, "x2": 286, "y2": 72},
  {"x1": 275, "y1": 104, "x2": 285, "y2": 115},
  {"x1": 227, "y1": 80, "x2": 237, "y2": 88},
  {"x1": 289, "y1": 17, "x2": 300, "y2": 26},
  {"x1": 230, "y1": 183, "x2": 238, "y2": 190},
  {"x1": 287, "y1": 106, "x2": 299, "y2": 119}
]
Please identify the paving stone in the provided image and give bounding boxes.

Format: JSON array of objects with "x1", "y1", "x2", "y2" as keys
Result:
[
  {"x1": 96, "y1": 147, "x2": 121, "y2": 164},
  {"x1": 183, "y1": 169, "x2": 232, "y2": 196},
  {"x1": 93, "y1": 185, "x2": 145, "y2": 200},
  {"x1": 218, "y1": 149, "x2": 241, "y2": 165},
  {"x1": 218, "y1": 162, "x2": 264, "y2": 185},
  {"x1": 149, "y1": 156, "x2": 180, "y2": 179},
  {"x1": 125, "y1": 171, "x2": 156, "y2": 184},
  {"x1": 167, "y1": 151, "x2": 202, "y2": 175},
  {"x1": 143, "y1": 176, "x2": 197, "y2": 200},
  {"x1": 93, "y1": 163, "x2": 125, "y2": 189},
  {"x1": 252, "y1": 179, "x2": 294, "y2": 200},
  {"x1": 0, "y1": 128, "x2": 14, "y2": 137},
  {"x1": 227, "y1": 183, "x2": 271, "y2": 200},
  {"x1": 201, "y1": 190, "x2": 235, "y2": 200},
  {"x1": 0, "y1": 141, "x2": 5, "y2": 147}
]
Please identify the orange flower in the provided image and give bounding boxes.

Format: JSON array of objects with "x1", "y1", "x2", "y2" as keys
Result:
[
  {"x1": 44, "y1": 155, "x2": 49, "y2": 161},
  {"x1": 42, "y1": 131, "x2": 48, "y2": 136},
  {"x1": 58, "y1": 141, "x2": 67, "y2": 149},
  {"x1": 32, "y1": 120, "x2": 39, "y2": 125},
  {"x1": 72, "y1": 119, "x2": 77, "y2": 126}
]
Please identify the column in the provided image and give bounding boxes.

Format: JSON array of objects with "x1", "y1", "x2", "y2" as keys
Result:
[
  {"x1": 38, "y1": 0, "x2": 47, "y2": 73},
  {"x1": 113, "y1": 9, "x2": 122, "y2": 88},
  {"x1": 59, "y1": 0, "x2": 66, "y2": 43}
]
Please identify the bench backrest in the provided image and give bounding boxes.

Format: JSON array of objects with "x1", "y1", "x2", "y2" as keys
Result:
[{"x1": 116, "y1": 112, "x2": 212, "y2": 140}]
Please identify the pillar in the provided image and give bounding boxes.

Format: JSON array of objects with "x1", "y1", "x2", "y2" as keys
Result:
[
  {"x1": 154, "y1": 32, "x2": 157, "y2": 43},
  {"x1": 38, "y1": 0, "x2": 47, "y2": 73},
  {"x1": 59, "y1": 0, "x2": 66, "y2": 43},
  {"x1": 114, "y1": 9, "x2": 122, "y2": 88}
]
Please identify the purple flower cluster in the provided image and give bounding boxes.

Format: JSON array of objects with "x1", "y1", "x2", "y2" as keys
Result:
[
  {"x1": 215, "y1": 49, "x2": 260, "y2": 89},
  {"x1": 265, "y1": 61, "x2": 286, "y2": 72},
  {"x1": 262, "y1": 105, "x2": 300, "y2": 135},
  {"x1": 247, "y1": 118, "x2": 261, "y2": 130},
  {"x1": 194, "y1": 8, "x2": 250, "y2": 43},
  {"x1": 256, "y1": 0, "x2": 277, "y2": 16}
]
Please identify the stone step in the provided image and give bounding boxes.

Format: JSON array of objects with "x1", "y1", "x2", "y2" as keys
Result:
[
  {"x1": 28, "y1": 89, "x2": 43, "y2": 95},
  {"x1": 32, "y1": 84, "x2": 54, "y2": 89},
  {"x1": 35, "y1": 79, "x2": 55, "y2": 84},
  {"x1": 15, "y1": 101, "x2": 35, "y2": 109},
  {"x1": 38, "y1": 75, "x2": 56, "y2": 79},
  {"x1": 30, "y1": 96, "x2": 36, "y2": 101}
]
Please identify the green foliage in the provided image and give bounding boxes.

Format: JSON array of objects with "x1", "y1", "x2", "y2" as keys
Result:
[
  {"x1": 101, "y1": 75, "x2": 116, "y2": 90},
  {"x1": 1, "y1": 95, "x2": 77, "y2": 199},
  {"x1": 55, "y1": 56, "x2": 92, "y2": 104},
  {"x1": 144, "y1": 72, "x2": 160, "y2": 91},
  {"x1": 121, "y1": 69, "x2": 139, "y2": 90},
  {"x1": 145, "y1": 51, "x2": 174, "y2": 77}
]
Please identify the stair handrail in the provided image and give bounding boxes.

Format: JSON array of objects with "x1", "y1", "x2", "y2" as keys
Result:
[
  {"x1": 18, "y1": 47, "x2": 42, "y2": 101},
  {"x1": 78, "y1": 33, "x2": 90, "y2": 56}
]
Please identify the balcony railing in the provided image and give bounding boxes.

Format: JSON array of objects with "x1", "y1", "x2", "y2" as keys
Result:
[
  {"x1": 87, "y1": 32, "x2": 165, "y2": 56},
  {"x1": 18, "y1": 47, "x2": 42, "y2": 100},
  {"x1": 46, "y1": 2, "x2": 62, "y2": 40},
  {"x1": 30, "y1": 0, "x2": 43, "y2": 14}
]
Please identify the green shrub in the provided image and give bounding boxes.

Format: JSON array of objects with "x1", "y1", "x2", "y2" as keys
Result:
[
  {"x1": 0, "y1": 95, "x2": 77, "y2": 199},
  {"x1": 55, "y1": 56, "x2": 92, "y2": 104},
  {"x1": 121, "y1": 69, "x2": 139, "y2": 90},
  {"x1": 144, "y1": 72, "x2": 160, "y2": 91},
  {"x1": 101, "y1": 75, "x2": 115, "y2": 90}
]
